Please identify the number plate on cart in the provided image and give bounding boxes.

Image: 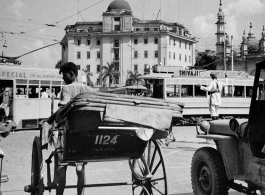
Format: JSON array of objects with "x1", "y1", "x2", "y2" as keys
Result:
[{"x1": 63, "y1": 126, "x2": 148, "y2": 162}]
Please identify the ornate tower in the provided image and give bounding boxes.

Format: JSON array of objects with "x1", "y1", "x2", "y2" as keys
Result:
[
  {"x1": 240, "y1": 30, "x2": 248, "y2": 57},
  {"x1": 260, "y1": 26, "x2": 265, "y2": 55},
  {"x1": 247, "y1": 22, "x2": 259, "y2": 55},
  {"x1": 215, "y1": 0, "x2": 226, "y2": 57}
]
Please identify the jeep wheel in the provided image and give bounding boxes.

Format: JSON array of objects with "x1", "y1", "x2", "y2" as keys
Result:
[{"x1": 191, "y1": 147, "x2": 228, "y2": 195}]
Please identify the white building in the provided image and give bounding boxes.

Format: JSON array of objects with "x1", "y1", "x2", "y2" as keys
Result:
[{"x1": 61, "y1": 0, "x2": 196, "y2": 85}]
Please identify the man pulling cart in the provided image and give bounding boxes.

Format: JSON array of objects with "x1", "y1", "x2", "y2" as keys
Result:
[{"x1": 24, "y1": 62, "x2": 184, "y2": 195}]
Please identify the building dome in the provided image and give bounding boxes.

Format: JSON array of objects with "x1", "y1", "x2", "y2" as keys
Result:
[
  {"x1": 247, "y1": 38, "x2": 259, "y2": 53},
  {"x1": 107, "y1": 0, "x2": 131, "y2": 11}
]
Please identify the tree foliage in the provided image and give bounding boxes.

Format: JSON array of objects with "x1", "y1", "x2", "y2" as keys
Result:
[
  {"x1": 99, "y1": 62, "x2": 120, "y2": 87},
  {"x1": 195, "y1": 54, "x2": 219, "y2": 70},
  {"x1": 126, "y1": 71, "x2": 144, "y2": 86}
]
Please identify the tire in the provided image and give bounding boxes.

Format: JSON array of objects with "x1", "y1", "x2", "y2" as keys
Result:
[
  {"x1": 129, "y1": 140, "x2": 168, "y2": 195},
  {"x1": 31, "y1": 136, "x2": 44, "y2": 195},
  {"x1": 191, "y1": 147, "x2": 228, "y2": 195}
]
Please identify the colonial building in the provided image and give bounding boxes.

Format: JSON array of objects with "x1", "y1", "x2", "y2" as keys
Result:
[{"x1": 61, "y1": 0, "x2": 196, "y2": 85}]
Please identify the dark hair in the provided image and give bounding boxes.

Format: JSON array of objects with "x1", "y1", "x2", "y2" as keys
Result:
[
  {"x1": 59, "y1": 62, "x2": 78, "y2": 77},
  {"x1": 210, "y1": 73, "x2": 217, "y2": 79}
]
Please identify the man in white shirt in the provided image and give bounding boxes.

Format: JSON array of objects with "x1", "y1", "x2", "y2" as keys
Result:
[
  {"x1": 197, "y1": 72, "x2": 228, "y2": 120},
  {"x1": 54, "y1": 62, "x2": 93, "y2": 195}
]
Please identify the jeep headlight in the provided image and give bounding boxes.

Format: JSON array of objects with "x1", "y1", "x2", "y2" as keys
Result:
[
  {"x1": 229, "y1": 118, "x2": 248, "y2": 137},
  {"x1": 229, "y1": 118, "x2": 239, "y2": 132}
]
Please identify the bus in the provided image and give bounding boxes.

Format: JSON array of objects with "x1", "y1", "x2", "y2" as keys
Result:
[
  {"x1": 0, "y1": 63, "x2": 86, "y2": 129},
  {"x1": 141, "y1": 69, "x2": 255, "y2": 119}
]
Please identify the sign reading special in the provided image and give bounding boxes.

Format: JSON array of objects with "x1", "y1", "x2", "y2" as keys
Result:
[{"x1": 0, "y1": 70, "x2": 62, "y2": 80}]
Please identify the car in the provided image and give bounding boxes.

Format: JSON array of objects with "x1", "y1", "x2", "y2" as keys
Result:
[{"x1": 191, "y1": 59, "x2": 265, "y2": 195}]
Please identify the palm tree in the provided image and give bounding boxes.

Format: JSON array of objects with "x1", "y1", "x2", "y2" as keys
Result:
[
  {"x1": 126, "y1": 71, "x2": 144, "y2": 87},
  {"x1": 82, "y1": 65, "x2": 94, "y2": 87},
  {"x1": 100, "y1": 62, "x2": 120, "y2": 87}
]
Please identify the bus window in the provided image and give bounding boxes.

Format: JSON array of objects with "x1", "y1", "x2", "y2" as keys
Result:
[
  {"x1": 51, "y1": 81, "x2": 62, "y2": 99},
  {"x1": 221, "y1": 86, "x2": 233, "y2": 97},
  {"x1": 16, "y1": 86, "x2": 27, "y2": 95},
  {"x1": 181, "y1": 85, "x2": 193, "y2": 97},
  {"x1": 246, "y1": 86, "x2": 252, "y2": 98},
  {"x1": 16, "y1": 79, "x2": 27, "y2": 97},
  {"x1": 28, "y1": 86, "x2": 39, "y2": 98},
  {"x1": 166, "y1": 84, "x2": 180, "y2": 98},
  {"x1": 28, "y1": 80, "x2": 40, "y2": 98},
  {"x1": 40, "y1": 81, "x2": 50, "y2": 98},
  {"x1": 233, "y1": 86, "x2": 245, "y2": 97},
  {"x1": 195, "y1": 85, "x2": 207, "y2": 97}
]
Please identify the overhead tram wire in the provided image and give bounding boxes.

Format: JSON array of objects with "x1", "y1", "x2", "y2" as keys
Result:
[
  {"x1": 55, "y1": 0, "x2": 105, "y2": 24},
  {"x1": 13, "y1": 0, "x2": 105, "y2": 35},
  {"x1": 1, "y1": 11, "x2": 47, "y2": 24},
  {"x1": 0, "y1": 17, "x2": 64, "y2": 29},
  {"x1": 1, "y1": 42, "x2": 61, "y2": 60}
]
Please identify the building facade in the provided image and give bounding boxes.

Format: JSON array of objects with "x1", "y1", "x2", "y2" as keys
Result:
[
  {"x1": 61, "y1": 0, "x2": 196, "y2": 85},
  {"x1": 240, "y1": 24, "x2": 265, "y2": 57},
  {"x1": 215, "y1": 0, "x2": 265, "y2": 74}
]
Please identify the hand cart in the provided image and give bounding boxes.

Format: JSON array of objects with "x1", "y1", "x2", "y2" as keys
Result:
[{"x1": 24, "y1": 92, "x2": 184, "y2": 195}]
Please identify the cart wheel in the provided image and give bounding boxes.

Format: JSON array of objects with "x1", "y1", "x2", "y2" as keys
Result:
[
  {"x1": 129, "y1": 140, "x2": 168, "y2": 195},
  {"x1": 31, "y1": 136, "x2": 44, "y2": 195}
]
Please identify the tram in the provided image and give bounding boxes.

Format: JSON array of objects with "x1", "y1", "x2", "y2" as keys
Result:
[
  {"x1": 0, "y1": 63, "x2": 86, "y2": 129},
  {"x1": 141, "y1": 69, "x2": 255, "y2": 119}
]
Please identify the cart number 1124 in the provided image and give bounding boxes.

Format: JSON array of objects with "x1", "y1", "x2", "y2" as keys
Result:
[{"x1": 95, "y1": 135, "x2": 119, "y2": 145}]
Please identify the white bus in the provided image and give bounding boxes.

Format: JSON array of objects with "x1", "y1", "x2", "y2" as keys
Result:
[
  {"x1": 141, "y1": 69, "x2": 255, "y2": 119},
  {"x1": 0, "y1": 63, "x2": 86, "y2": 129}
]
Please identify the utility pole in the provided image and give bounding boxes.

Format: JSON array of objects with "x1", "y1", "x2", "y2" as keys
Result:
[
  {"x1": 223, "y1": 19, "x2": 226, "y2": 71},
  {"x1": 231, "y1": 35, "x2": 233, "y2": 71}
]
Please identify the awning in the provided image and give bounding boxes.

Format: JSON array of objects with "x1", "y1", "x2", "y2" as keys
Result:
[
  {"x1": 110, "y1": 85, "x2": 147, "y2": 92},
  {"x1": 139, "y1": 73, "x2": 173, "y2": 79}
]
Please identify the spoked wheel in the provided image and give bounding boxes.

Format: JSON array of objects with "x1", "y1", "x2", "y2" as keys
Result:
[
  {"x1": 129, "y1": 140, "x2": 168, "y2": 195},
  {"x1": 30, "y1": 136, "x2": 44, "y2": 195},
  {"x1": 191, "y1": 147, "x2": 228, "y2": 195}
]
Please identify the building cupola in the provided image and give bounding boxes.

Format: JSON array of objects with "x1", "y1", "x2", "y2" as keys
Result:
[
  {"x1": 217, "y1": 0, "x2": 224, "y2": 17},
  {"x1": 102, "y1": 0, "x2": 133, "y2": 32},
  {"x1": 107, "y1": 0, "x2": 131, "y2": 12}
]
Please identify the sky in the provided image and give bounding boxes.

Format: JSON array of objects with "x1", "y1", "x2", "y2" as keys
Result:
[{"x1": 0, "y1": 0, "x2": 264, "y2": 68}]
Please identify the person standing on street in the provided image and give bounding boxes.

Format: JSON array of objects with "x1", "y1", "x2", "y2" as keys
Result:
[
  {"x1": 0, "y1": 88, "x2": 12, "y2": 121},
  {"x1": 0, "y1": 107, "x2": 17, "y2": 184},
  {"x1": 196, "y1": 72, "x2": 228, "y2": 120},
  {"x1": 53, "y1": 62, "x2": 94, "y2": 195}
]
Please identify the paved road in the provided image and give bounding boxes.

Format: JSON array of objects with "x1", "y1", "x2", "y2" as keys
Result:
[{"x1": 0, "y1": 126, "x2": 257, "y2": 195}]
